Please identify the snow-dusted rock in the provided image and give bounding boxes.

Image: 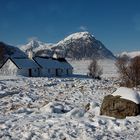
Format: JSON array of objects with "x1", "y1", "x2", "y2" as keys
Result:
[
  {"x1": 100, "y1": 87, "x2": 140, "y2": 119},
  {"x1": 66, "y1": 108, "x2": 85, "y2": 118},
  {"x1": 40, "y1": 102, "x2": 66, "y2": 114}
]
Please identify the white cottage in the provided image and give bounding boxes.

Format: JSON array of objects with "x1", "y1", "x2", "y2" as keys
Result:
[
  {"x1": 0, "y1": 56, "x2": 73, "y2": 77},
  {"x1": 0, "y1": 57, "x2": 40, "y2": 77},
  {"x1": 34, "y1": 56, "x2": 73, "y2": 77}
]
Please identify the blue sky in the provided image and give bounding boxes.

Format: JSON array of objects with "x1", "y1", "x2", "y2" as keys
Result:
[{"x1": 0, "y1": 0, "x2": 140, "y2": 53}]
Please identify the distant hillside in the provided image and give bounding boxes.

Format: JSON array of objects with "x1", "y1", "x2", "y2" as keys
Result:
[
  {"x1": 119, "y1": 51, "x2": 140, "y2": 58},
  {"x1": 21, "y1": 32, "x2": 115, "y2": 60},
  {"x1": 0, "y1": 42, "x2": 27, "y2": 66}
]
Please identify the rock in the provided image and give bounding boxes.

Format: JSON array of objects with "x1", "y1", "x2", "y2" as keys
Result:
[
  {"x1": 85, "y1": 103, "x2": 90, "y2": 112},
  {"x1": 100, "y1": 95, "x2": 140, "y2": 119}
]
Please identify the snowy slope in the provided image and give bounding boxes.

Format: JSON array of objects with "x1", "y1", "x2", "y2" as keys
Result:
[
  {"x1": 0, "y1": 76, "x2": 140, "y2": 139},
  {"x1": 57, "y1": 32, "x2": 94, "y2": 44}
]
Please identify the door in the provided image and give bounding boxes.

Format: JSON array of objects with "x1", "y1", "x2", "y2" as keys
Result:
[
  {"x1": 29, "y1": 69, "x2": 32, "y2": 77},
  {"x1": 56, "y1": 69, "x2": 58, "y2": 76},
  {"x1": 67, "y1": 69, "x2": 69, "y2": 75}
]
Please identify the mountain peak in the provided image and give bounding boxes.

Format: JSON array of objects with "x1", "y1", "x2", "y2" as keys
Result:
[
  {"x1": 58, "y1": 32, "x2": 94, "y2": 44},
  {"x1": 28, "y1": 39, "x2": 43, "y2": 48},
  {"x1": 67, "y1": 31, "x2": 94, "y2": 38},
  {"x1": 21, "y1": 40, "x2": 46, "y2": 52}
]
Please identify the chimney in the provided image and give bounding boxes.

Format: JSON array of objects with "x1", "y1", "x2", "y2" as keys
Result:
[
  {"x1": 53, "y1": 52, "x2": 58, "y2": 59},
  {"x1": 53, "y1": 50, "x2": 65, "y2": 59},
  {"x1": 28, "y1": 50, "x2": 34, "y2": 59}
]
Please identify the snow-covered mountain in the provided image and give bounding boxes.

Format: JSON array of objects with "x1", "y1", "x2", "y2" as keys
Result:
[
  {"x1": 119, "y1": 51, "x2": 140, "y2": 58},
  {"x1": 20, "y1": 40, "x2": 54, "y2": 57},
  {"x1": 20, "y1": 40, "x2": 53, "y2": 52},
  {"x1": 20, "y1": 32, "x2": 115, "y2": 59},
  {"x1": 52, "y1": 32, "x2": 115, "y2": 59}
]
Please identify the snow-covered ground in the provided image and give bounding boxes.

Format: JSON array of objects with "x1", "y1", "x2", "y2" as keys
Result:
[{"x1": 0, "y1": 60, "x2": 140, "y2": 140}]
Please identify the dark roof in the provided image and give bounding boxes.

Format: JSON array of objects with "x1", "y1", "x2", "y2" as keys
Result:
[
  {"x1": 34, "y1": 56, "x2": 50, "y2": 59},
  {"x1": 53, "y1": 58, "x2": 67, "y2": 62},
  {"x1": 34, "y1": 57, "x2": 73, "y2": 69},
  {"x1": 34, "y1": 56, "x2": 67, "y2": 62},
  {"x1": 0, "y1": 57, "x2": 10, "y2": 69},
  {"x1": 0, "y1": 56, "x2": 73, "y2": 70},
  {"x1": 0, "y1": 57, "x2": 40, "y2": 69}
]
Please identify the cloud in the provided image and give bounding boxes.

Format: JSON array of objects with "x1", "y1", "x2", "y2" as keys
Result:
[
  {"x1": 79, "y1": 26, "x2": 88, "y2": 31},
  {"x1": 28, "y1": 37, "x2": 38, "y2": 42}
]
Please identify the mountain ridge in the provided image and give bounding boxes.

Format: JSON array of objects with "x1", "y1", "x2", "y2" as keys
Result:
[{"x1": 21, "y1": 31, "x2": 115, "y2": 59}]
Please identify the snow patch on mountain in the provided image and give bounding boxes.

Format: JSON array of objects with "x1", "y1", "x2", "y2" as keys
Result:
[{"x1": 56, "y1": 31, "x2": 95, "y2": 45}]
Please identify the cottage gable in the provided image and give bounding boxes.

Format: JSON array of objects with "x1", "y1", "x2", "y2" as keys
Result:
[
  {"x1": 0, "y1": 58, "x2": 40, "y2": 77},
  {"x1": 0, "y1": 59, "x2": 18, "y2": 75}
]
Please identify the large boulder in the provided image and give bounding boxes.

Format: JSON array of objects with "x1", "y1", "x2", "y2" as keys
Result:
[{"x1": 100, "y1": 87, "x2": 140, "y2": 119}]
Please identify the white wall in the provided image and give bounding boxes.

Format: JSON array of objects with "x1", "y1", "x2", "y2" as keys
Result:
[
  {"x1": 18, "y1": 68, "x2": 39, "y2": 77},
  {"x1": 67, "y1": 69, "x2": 73, "y2": 75},
  {"x1": 30, "y1": 68, "x2": 40, "y2": 77},
  {"x1": 40, "y1": 68, "x2": 73, "y2": 77},
  {"x1": 0, "y1": 59, "x2": 18, "y2": 76},
  {"x1": 57, "y1": 68, "x2": 73, "y2": 76}
]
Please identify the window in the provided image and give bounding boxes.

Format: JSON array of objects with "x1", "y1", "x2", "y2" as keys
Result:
[{"x1": 67, "y1": 69, "x2": 69, "y2": 75}]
